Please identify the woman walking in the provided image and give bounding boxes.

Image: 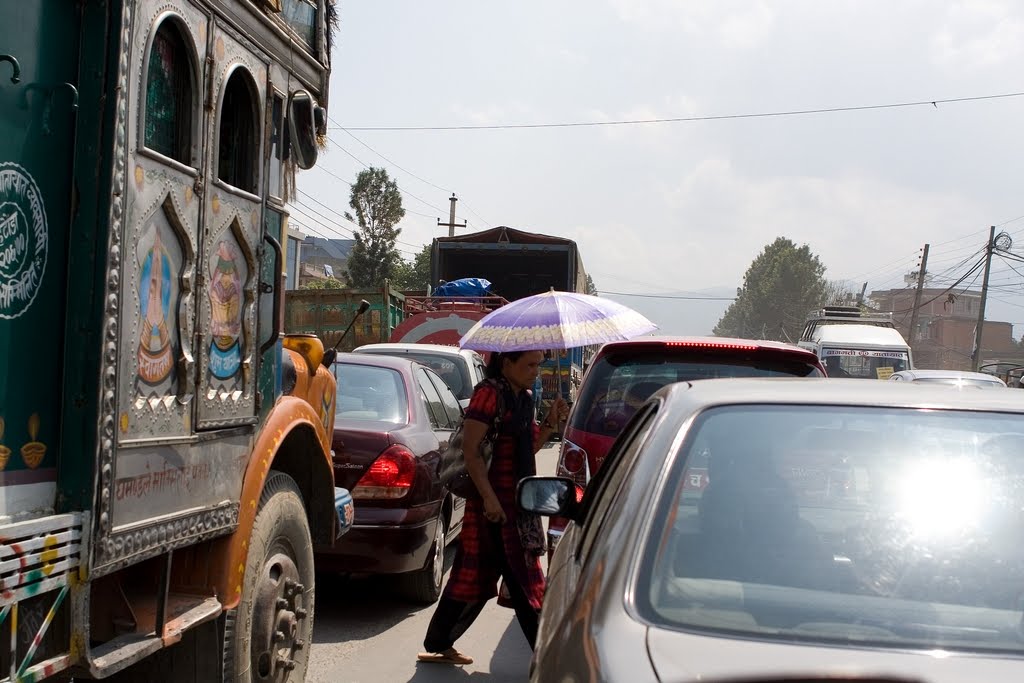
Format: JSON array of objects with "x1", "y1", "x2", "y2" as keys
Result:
[{"x1": 418, "y1": 350, "x2": 568, "y2": 665}]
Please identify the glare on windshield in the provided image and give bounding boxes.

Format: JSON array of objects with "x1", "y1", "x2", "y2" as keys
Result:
[{"x1": 641, "y1": 404, "x2": 1024, "y2": 654}]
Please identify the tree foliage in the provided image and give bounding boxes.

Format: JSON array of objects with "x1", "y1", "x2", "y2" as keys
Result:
[
  {"x1": 822, "y1": 279, "x2": 858, "y2": 307},
  {"x1": 395, "y1": 244, "x2": 432, "y2": 292},
  {"x1": 713, "y1": 237, "x2": 827, "y2": 342},
  {"x1": 343, "y1": 167, "x2": 406, "y2": 288},
  {"x1": 585, "y1": 273, "x2": 598, "y2": 296},
  {"x1": 300, "y1": 276, "x2": 346, "y2": 290}
]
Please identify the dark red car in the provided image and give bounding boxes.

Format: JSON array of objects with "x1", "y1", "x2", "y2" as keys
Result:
[
  {"x1": 547, "y1": 336, "x2": 826, "y2": 554},
  {"x1": 315, "y1": 353, "x2": 465, "y2": 603}
]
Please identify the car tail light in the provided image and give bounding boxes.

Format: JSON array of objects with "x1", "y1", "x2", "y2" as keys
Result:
[
  {"x1": 663, "y1": 340, "x2": 758, "y2": 351},
  {"x1": 353, "y1": 445, "x2": 416, "y2": 499},
  {"x1": 558, "y1": 440, "x2": 591, "y2": 484}
]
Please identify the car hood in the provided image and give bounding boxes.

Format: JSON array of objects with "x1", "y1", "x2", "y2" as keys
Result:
[{"x1": 646, "y1": 626, "x2": 1023, "y2": 682}]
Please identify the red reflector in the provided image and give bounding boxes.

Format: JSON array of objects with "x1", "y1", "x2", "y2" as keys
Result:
[
  {"x1": 562, "y1": 445, "x2": 587, "y2": 474},
  {"x1": 574, "y1": 485, "x2": 585, "y2": 503},
  {"x1": 664, "y1": 340, "x2": 759, "y2": 351},
  {"x1": 353, "y1": 445, "x2": 416, "y2": 499}
]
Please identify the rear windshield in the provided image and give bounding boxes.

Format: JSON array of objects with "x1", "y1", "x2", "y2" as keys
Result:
[
  {"x1": 571, "y1": 350, "x2": 822, "y2": 437},
  {"x1": 362, "y1": 351, "x2": 472, "y2": 400},
  {"x1": 334, "y1": 363, "x2": 408, "y2": 424},
  {"x1": 914, "y1": 377, "x2": 1004, "y2": 388},
  {"x1": 639, "y1": 404, "x2": 1024, "y2": 655}
]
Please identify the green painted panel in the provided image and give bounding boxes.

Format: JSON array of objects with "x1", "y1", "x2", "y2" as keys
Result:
[
  {"x1": 259, "y1": 210, "x2": 284, "y2": 419},
  {"x1": 0, "y1": 2, "x2": 81, "y2": 514}
]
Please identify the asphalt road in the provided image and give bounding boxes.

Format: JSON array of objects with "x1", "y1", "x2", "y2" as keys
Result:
[{"x1": 308, "y1": 443, "x2": 561, "y2": 683}]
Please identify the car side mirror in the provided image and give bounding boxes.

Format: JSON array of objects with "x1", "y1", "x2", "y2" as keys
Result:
[
  {"x1": 288, "y1": 90, "x2": 319, "y2": 170},
  {"x1": 517, "y1": 476, "x2": 582, "y2": 520}
]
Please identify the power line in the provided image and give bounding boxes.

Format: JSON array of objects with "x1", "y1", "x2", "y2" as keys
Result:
[
  {"x1": 292, "y1": 193, "x2": 426, "y2": 254},
  {"x1": 335, "y1": 125, "x2": 451, "y2": 194},
  {"x1": 888, "y1": 255, "x2": 987, "y2": 314},
  {"x1": 326, "y1": 138, "x2": 454, "y2": 217},
  {"x1": 598, "y1": 290, "x2": 736, "y2": 301},
  {"x1": 335, "y1": 91, "x2": 1024, "y2": 132},
  {"x1": 325, "y1": 117, "x2": 492, "y2": 229}
]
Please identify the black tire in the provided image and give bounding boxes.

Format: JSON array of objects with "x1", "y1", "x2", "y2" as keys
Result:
[
  {"x1": 401, "y1": 511, "x2": 447, "y2": 604},
  {"x1": 223, "y1": 472, "x2": 314, "y2": 682}
]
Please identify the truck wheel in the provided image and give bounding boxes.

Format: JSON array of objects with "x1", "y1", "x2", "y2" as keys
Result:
[
  {"x1": 224, "y1": 472, "x2": 314, "y2": 682},
  {"x1": 401, "y1": 511, "x2": 447, "y2": 604}
]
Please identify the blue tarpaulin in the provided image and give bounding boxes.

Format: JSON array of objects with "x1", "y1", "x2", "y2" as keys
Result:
[{"x1": 432, "y1": 278, "x2": 492, "y2": 298}]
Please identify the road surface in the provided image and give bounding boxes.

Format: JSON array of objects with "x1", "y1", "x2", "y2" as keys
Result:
[{"x1": 308, "y1": 443, "x2": 561, "y2": 682}]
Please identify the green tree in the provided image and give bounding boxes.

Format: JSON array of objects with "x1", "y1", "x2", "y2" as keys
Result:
[
  {"x1": 713, "y1": 237, "x2": 827, "y2": 342},
  {"x1": 585, "y1": 273, "x2": 598, "y2": 295},
  {"x1": 395, "y1": 244, "x2": 432, "y2": 291},
  {"x1": 300, "y1": 276, "x2": 346, "y2": 290},
  {"x1": 343, "y1": 167, "x2": 406, "y2": 288}
]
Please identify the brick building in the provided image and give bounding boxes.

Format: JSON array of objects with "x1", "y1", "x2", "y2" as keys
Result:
[{"x1": 870, "y1": 281, "x2": 1022, "y2": 370}]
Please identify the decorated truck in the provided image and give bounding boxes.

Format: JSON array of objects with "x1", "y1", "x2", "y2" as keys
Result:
[
  {"x1": 0, "y1": 1, "x2": 349, "y2": 680},
  {"x1": 432, "y1": 226, "x2": 593, "y2": 403},
  {"x1": 286, "y1": 227, "x2": 593, "y2": 401}
]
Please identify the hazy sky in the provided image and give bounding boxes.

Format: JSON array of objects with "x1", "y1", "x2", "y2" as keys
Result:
[{"x1": 294, "y1": 1, "x2": 1024, "y2": 334}]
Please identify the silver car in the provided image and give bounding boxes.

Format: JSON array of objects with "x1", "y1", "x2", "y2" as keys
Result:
[
  {"x1": 890, "y1": 369, "x2": 1007, "y2": 388},
  {"x1": 520, "y1": 378, "x2": 1024, "y2": 682}
]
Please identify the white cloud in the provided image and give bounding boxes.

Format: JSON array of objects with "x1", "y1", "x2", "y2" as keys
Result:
[
  {"x1": 569, "y1": 158, "x2": 984, "y2": 295},
  {"x1": 608, "y1": 0, "x2": 775, "y2": 48},
  {"x1": 930, "y1": 0, "x2": 1024, "y2": 68},
  {"x1": 449, "y1": 101, "x2": 537, "y2": 126}
]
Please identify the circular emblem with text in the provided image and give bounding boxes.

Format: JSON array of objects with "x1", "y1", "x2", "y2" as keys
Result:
[{"x1": 0, "y1": 163, "x2": 47, "y2": 319}]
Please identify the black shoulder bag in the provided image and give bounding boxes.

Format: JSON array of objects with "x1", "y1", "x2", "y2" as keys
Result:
[{"x1": 438, "y1": 381, "x2": 504, "y2": 499}]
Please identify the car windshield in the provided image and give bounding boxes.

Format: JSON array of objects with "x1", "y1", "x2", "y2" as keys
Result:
[
  {"x1": 640, "y1": 404, "x2": 1024, "y2": 655},
  {"x1": 571, "y1": 350, "x2": 822, "y2": 438},
  {"x1": 913, "y1": 377, "x2": 1004, "y2": 388},
  {"x1": 334, "y1": 363, "x2": 408, "y2": 424}
]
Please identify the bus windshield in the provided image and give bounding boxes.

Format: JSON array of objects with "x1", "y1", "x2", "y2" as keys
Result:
[{"x1": 821, "y1": 348, "x2": 909, "y2": 379}]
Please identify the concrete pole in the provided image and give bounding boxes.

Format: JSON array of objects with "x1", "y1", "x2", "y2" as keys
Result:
[
  {"x1": 437, "y1": 193, "x2": 467, "y2": 237},
  {"x1": 972, "y1": 226, "x2": 996, "y2": 371},
  {"x1": 907, "y1": 243, "x2": 930, "y2": 343}
]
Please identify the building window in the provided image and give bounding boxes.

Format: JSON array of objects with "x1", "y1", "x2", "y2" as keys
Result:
[
  {"x1": 218, "y1": 70, "x2": 259, "y2": 193},
  {"x1": 144, "y1": 20, "x2": 194, "y2": 163},
  {"x1": 282, "y1": 0, "x2": 318, "y2": 50}
]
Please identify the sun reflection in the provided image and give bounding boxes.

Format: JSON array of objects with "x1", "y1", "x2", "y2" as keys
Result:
[{"x1": 895, "y1": 457, "x2": 986, "y2": 538}]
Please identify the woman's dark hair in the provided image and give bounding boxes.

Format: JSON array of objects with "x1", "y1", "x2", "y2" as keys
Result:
[{"x1": 484, "y1": 351, "x2": 527, "y2": 380}]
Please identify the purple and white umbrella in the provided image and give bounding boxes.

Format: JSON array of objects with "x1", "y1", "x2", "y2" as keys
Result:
[{"x1": 458, "y1": 290, "x2": 657, "y2": 352}]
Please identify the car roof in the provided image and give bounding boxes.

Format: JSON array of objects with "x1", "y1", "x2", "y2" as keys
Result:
[
  {"x1": 593, "y1": 335, "x2": 820, "y2": 360},
  {"x1": 893, "y1": 369, "x2": 1005, "y2": 382},
  {"x1": 659, "y1": 377, "x2": 1024, "y2": 413},
  {"x1": 353, "y1": 343, "x2": 477, "y2": 358},
  {"x1": 334, "y1": 351, "x2": 423, "y2": 371}
]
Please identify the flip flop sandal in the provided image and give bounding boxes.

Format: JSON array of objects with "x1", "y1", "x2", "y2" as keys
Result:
[{"x1": 417, "y1": 649, "x2": 474, "y2": 665}]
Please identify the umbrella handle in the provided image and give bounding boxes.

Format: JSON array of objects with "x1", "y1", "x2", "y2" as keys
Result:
[{"x1": 555, "y1": 352, "x2": 562, "y2": 402}]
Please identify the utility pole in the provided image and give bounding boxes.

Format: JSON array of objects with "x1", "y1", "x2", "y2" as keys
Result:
[
  {"x1": 907, "y1": 243, "x2": 930, "y2": 343},
  {"x1": 972, "y1": 226, "x2": 996, "y2": 371},
  {"x1": 437, "y1": 193, "x2": 466, "y2": 237}
]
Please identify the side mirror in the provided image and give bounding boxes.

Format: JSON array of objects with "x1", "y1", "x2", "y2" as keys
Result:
[
  {"x1": 288, "y1": 90, "x2": 318, "y2": 170},
  {"x1": 516, "y1": 476, "x2": 582, "y2": 520}
]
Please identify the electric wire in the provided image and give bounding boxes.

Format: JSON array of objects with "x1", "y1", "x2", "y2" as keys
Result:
[{"x1": 335, "y1": 91, "x2": 1024, "y2": 132}]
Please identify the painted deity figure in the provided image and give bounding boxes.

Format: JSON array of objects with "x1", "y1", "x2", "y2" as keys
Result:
[
  {"x1": 208, "y1": 240, "x2": 242, "y2": 381},
  {"x1": 137, "y1": 230, "x2": 175, "y2": 391}
]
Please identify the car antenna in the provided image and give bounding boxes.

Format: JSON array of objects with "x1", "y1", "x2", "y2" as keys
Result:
[{"x1": 322, "y1": 299, "x2": 371, "y2": 367}]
